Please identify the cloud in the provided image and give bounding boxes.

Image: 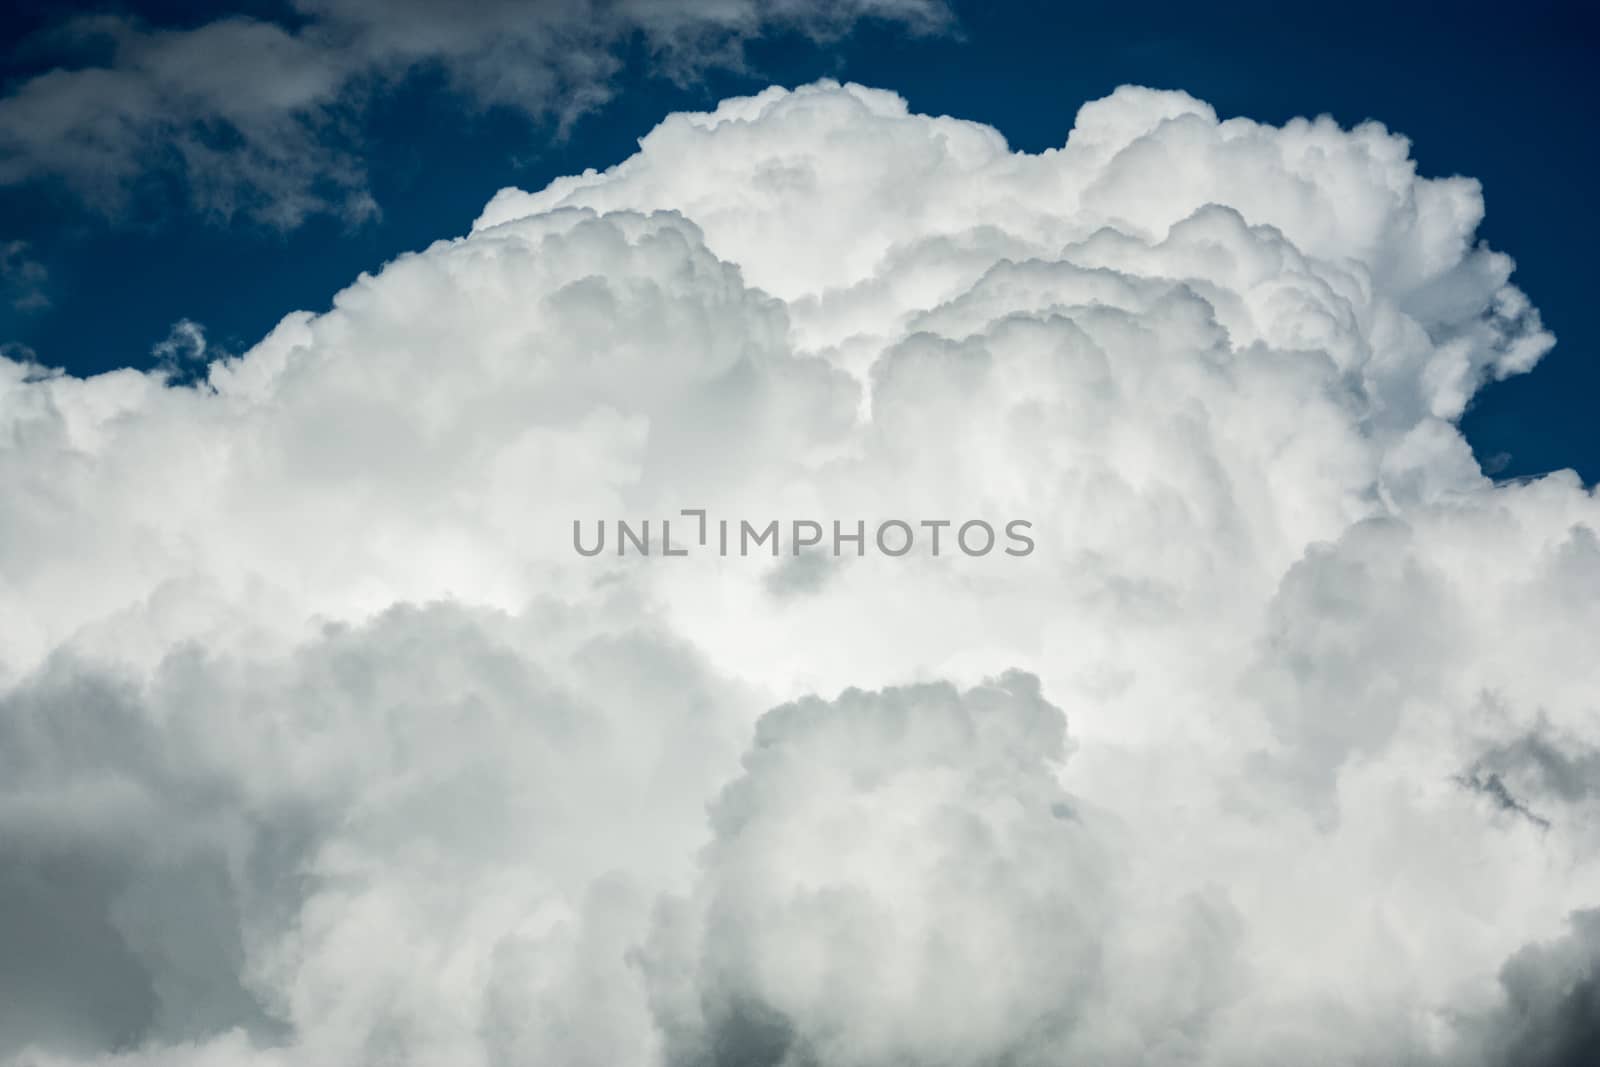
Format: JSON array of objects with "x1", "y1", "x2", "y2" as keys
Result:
[
  {"x1": 0, "y1": 240, "x2": 48, "y2": 311},
  {"x1": 646, "y1": 672, "x2": 1188, "y2": 1067},
  {"x1": 0, "y1": 81, "x2": 1596, "y2": 1064},
  {"x1": 150, "y1": 318, "x2": 211, "y2": 375},
  {"x1": 1474, "y1": 910, "x2": 1600, "y2": 1067},
  {"x1": 1, "y1": 599, "x2": 749, "y2": 1065},
  {"x1": 0, "y1": 1, "x2": 952, "y2": 228}
]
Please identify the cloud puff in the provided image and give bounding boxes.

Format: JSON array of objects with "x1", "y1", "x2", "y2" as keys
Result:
[
  {"x1": 0, "y1": 81, "x2": 1597, "y2": 1064},
  {"x1": 0, "y1": 2, "x2": 950, "y2": 227},
  {"x1": 647, "y1": 672, "x2": 1160, "y2": 1067},
  {"x1": 1, "y1": 599, "x2": 748, "y2": 1065}
]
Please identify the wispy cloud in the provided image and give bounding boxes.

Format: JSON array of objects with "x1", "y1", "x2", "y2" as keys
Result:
[
  {"x1": 0, "y1": 0, "x2": 952, "y2": 229},
  {"x1": 0, "y1": 239, "x2": 48, "y2": 310}
]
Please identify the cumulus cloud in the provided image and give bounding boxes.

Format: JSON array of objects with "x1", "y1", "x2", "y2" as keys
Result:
[
  {"x1": 0, "y1": 1, "x2": 950, "y2": 227},
  {"x1": 647, "y1": 672, "x2": 1183, "y2": 1067},
  {"x1": 0, "y1": 80, "x2": 1596, "y2": 1065},
  {"x1": 1, "y1": 598, "x2": 748, "y2": 1065}
]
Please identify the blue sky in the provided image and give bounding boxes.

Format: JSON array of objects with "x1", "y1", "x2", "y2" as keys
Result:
[{"x1": 1, "y1": 0, "x2": 1595, "y2": 482}]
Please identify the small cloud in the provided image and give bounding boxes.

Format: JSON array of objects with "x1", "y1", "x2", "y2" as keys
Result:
[
  {"x1": 151, "y1": 318, "x2": 213, "y2": 381},
  {"x1": 0, "y1": 240, "x2": 49, "y2": 311}
]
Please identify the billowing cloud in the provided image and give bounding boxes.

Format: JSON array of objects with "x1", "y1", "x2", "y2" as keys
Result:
[
  {"x1": 2, "y1": 598, "x2": 749, "y2": 1065},
  {"x1": 1, "y1": 81, "x2": 1597, "y2": 1065},
  {"x1": 648, "y1": 672, "x2": 1145, "y2": 1067}
]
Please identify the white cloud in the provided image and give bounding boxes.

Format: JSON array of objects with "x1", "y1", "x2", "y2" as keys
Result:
[
  {"x1": 0, "y1": 81, "x2": 1596, "y2": 1064},
  {"x1": 648, "y1": 672, "x2": 1139, "y2": 1067},
  {"x1": 1, "y1": 599, "x2": 749, "y2": 1065}
]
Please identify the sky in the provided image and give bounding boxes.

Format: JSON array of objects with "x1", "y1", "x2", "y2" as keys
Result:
[
  {"x1": 2, "y1": 4, "x2": 1600, "y2": 1066},
  {"x1": 0, "y1": 0, "x2": 1596, "y2": 483}
]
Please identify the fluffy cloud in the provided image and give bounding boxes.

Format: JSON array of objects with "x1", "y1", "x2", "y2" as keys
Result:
[
  {"x1": 2, "y1": 599, "x2": 747, "y2": 1065},
  {"x1": 648, "y1": 673, "x2": 1165, "y2": 1067},
  {"x1": 1, "y1": 81, "x2": 1597, "y2": 1065}
]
